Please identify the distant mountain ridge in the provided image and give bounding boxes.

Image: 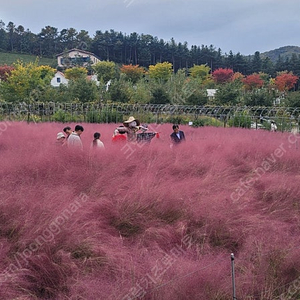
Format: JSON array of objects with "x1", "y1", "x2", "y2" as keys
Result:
[{"x1": 260, "y1": 45, "x2": 300, "y2": 62}]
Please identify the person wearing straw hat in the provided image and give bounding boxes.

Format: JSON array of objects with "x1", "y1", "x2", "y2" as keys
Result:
[{"x1": 123, "y1": 116, "x2": 141, "y2": 142}]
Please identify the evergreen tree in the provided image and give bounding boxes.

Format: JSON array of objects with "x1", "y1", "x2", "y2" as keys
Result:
[{"x1": 251, "y1": 51, "x2": 262, "y2": 73}]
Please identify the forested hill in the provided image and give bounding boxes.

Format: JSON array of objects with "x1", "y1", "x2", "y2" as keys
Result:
[
  {"x1": 261, "y1": 45, "x2": 300, "y2": 63},
  {"x1": 1, "y1": 20, "x2": 300, "y2": 74}
]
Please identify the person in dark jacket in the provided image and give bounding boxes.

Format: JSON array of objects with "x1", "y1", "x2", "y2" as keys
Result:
[{"x1": 170, "y1": 124, "x2": 185, "y2": 145}]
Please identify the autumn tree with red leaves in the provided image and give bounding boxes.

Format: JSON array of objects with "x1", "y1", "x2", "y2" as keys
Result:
[
  {"x1": 120, "y1": 64, "x2": 145, "y2": 83},
  {"x1": 274, "y1": 72, "x2": 299, "y2": 92},
  {"x1": 212, "y1": 68, "x2": 234, "y2": 84},
  {"x1": 0, "y1": 65, "x2": 14, "y2": 81},
  {"x1": 242, "y1": 73, "x2": 264, "y2": 91}
]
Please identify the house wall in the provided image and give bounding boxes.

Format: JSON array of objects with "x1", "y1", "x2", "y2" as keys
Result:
[
  {"x1": 51, "y1": 72, "x2": 69, "y2": 87},
  {"x1": 57, "y1": 49, "x2": 100, "y2": 67}
]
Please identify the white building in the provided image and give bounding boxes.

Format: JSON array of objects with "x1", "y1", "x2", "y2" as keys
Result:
[
  {"x1": 51, "y1": 72, "x2": 101, "y2": 87},
  {"x1": 50, "y1": 71, "x2": 69, "y2": 87},
  {"x1": 87, "y1": 74, "x2": 100, "y2": 86},
  {"x1": 56, "y1": 48, "x2": 101, "y2": 67},
  {"x1": 206, "y1": 89, "x2": 217, "y2": 100}
]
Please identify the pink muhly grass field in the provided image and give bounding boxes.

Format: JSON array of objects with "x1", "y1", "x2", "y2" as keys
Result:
[{"x1": 0, "y1": 121, "x2": 300, "y2": 299}]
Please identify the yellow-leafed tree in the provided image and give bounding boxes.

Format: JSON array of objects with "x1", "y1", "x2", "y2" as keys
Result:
[
  {"x1": 148, "y1": 62, "x2": 172, "y2": 82},
  {"x1": 0, "y1": 60, "x2": 55, "y2": 103},
  {"x1": 65, "y1": 67, "x2": 87, "y2": 80}
]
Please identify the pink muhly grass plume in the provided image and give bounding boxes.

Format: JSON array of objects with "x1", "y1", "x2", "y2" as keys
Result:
[{"x1": 1, "y1": 122, "x2": 300, "y2": 298}]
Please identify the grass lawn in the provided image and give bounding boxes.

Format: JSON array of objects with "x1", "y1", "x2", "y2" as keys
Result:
[{"x1": 0, "y1": 51, "x2": 56, "y2": 66}]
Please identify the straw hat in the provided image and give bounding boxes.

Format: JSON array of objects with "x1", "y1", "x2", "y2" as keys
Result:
[{"x1": 123, "y1": 116, "x2": 140, "y2": 127}]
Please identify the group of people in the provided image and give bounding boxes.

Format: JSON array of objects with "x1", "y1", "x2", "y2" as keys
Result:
[
  {"x1": 55, "y1": 116, "x2": 186, "y2": 150},
  {"x1": 56, "y1": 125, "x2": 104, "y2": 151}
]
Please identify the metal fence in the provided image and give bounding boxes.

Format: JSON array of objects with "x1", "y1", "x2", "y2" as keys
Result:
[{"x1": 0, "y1": 102, "x2": 299, "y2": 131}]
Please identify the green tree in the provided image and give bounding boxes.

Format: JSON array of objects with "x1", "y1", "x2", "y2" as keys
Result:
[
  {"x1": 6, "y1": 21, "x2": 17, "y2": 52},
  {"x1": 261, "y1": 57, "x2": 275, "y2": 77},
  {"x1": 0, "y1": 20, "x2": 7, "y2": 51},
  {"x1": 244, "y1": 89, "x2": 273, "y2": 106},
  {"x1": 138, "y1": 34, "x2": 153, "y2": 66},
  {"x1": 228, "y1": 111, "x2": 251, "y2": 128},
  {"x1": 214, "y1": 82, "x2": 240, "y2": 105},
  {"x1": 186, "y1": 90, "x2": 208, "y2": 105},
  {"x1": 288, "y1": 53, "x2": 300, "y2": 76},
  {"x1": 61, "y1": 27, "x2": 77, "y2": 49},
  {"x1": 39, "y1": 85, "x2": 71, "y2": 103},
  {"x1": 150, "y1": 86, "x2": 170, "y2": 104},
  {"x1": 164, "y1": 69, "x2": 189, "y2": 104},
  {"x1": 234, "y1": 52, "x2": 248, "y2": 74},
  {"x1": 108, "y1": 80, "x2": 130, "y2": 103},
  {"x1": 285, "y1": 91, "x2": 300, "y2": 107},
  {"x1": 38, "y1": 26, "x2": 59, "y2": 56},
  {"x1": 68, "y1": 77, "x2": 98, "y2": 103},
  {"x1": 76, "y1": 30, "x2": 91, "y2": 50},
  {"x1": 224, "y1": 50, "x2": 235, "y2": 69},
  {"x1": 47, "y1": 84, "x2": 72, "y2": 103},
  {"x1": 127, "y1": 78, "x2": 152, "y2": 104},
  {"x1": 93, "y1": 61, "x2": 118, "y2": 83},
  {"x1": 251, "y1": 51, "x2": 262, "y2": 73},
  {"x1": 275, "y1": 55, "x2": 285, "y2": 72}
]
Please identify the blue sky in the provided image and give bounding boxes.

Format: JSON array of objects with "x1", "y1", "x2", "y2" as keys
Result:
[{"x1": 1, "y1": 0, "x2": 300, "y2": 55}]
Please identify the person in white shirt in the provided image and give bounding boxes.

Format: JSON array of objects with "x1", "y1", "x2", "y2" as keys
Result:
[
  {"x1": 90, "y1": 132, "x2": 105, "y2": 150},
  {"x1": 67, "y1": 125, "x2": 84, "y2": 150},
  {"x1": 270, "y1": 121, "x2": 277, "y2": 132}
]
